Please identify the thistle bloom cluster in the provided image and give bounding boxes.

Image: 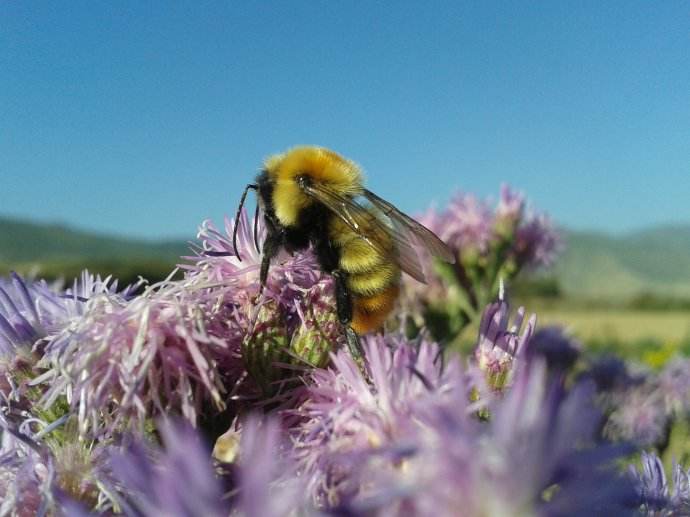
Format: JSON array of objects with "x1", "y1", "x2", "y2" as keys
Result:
[
  {"x1": 597, "y1": 356, "x2": 690, "y2": 449},
  {"x1": 405, "y1": 185, "x2": 560, "y2": 340},
  {"x1": 1, "y1": 192, "x2": 689, "y2": 515},
  {"x1": 288, "y1": 334, "x2": 638, "y2": 515}
]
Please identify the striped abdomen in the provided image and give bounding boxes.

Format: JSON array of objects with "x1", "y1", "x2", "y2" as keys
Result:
[{"x1": 328, "y1": 216, "x2": 401, "y2": 335}]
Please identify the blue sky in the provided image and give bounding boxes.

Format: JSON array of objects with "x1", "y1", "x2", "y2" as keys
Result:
[{"x1": 2, "y1": 2, "x2": 689, "y2": 240}]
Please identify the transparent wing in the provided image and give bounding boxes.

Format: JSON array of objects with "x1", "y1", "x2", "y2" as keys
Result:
[
  {"x1": 362, "y1": 189, "x2": 456, "y2": 264},
  {"x1": 299, "y1": 181, "x2": 445, "y2": 283}
]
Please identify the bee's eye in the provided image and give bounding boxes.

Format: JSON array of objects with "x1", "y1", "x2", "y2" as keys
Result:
[{"x1": 295, "y1": 174, "x2": 312, "y2": 187}]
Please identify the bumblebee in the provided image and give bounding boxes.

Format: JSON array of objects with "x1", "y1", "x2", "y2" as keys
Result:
[{"x1": 234, "y1": 146, "x2": 454, "y2": 346}]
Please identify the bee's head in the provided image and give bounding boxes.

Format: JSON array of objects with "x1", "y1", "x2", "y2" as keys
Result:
[{"x1": 263, "y1": 146, "x2": 363, "y2": 227}]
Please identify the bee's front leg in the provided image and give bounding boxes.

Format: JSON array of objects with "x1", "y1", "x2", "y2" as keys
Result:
[{"x1": 259, "y1": 231, "x2": 282, "y2": 292}]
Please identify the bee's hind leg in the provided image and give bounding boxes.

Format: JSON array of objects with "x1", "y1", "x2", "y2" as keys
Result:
[
  {"x1": 345, "y1": 326, "x2": 365, "y2": 362},
  {"x1": 332, "y1": 270, "x2": 352, "y2": 324}
]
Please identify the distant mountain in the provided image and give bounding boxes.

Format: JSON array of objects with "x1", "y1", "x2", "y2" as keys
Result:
[
  {"x1": 3, "y1": 215, "x2": 690, "y2": 300},
  {"x1": 555, "y1": 225, "x2": 690, "y2": 299},
  {"x1": 0, "y1": 216, "x2": 188, "y2": 263},
  {"x1": 0, "y1": 216, "x2": 189, "y2": 285}
]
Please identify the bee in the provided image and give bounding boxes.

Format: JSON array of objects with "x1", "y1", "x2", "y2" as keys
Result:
[{"x1": 233, "y1": 146, "x2": 454, "y2": 353}]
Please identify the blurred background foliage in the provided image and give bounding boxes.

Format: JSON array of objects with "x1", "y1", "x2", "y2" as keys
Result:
[{"x1": 2, "y1": 213, "x2": 690, "y2": 368}]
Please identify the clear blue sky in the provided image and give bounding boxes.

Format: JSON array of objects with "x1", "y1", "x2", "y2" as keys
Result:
[{"x1": 2, "y1": 2, "x2": 689, "y2": 240}]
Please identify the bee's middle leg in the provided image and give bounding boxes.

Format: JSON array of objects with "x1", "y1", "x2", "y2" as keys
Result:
[
  {"x1": 331, "y1": 270, "x2": 352, "y2": 325},
  {"x1": 332, "y1": 270, "x2": 364, "y2": 359}
]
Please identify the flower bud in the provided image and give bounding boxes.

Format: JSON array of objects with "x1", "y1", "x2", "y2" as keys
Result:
[
  {"x1": 290, "y1": 285, "x2": 341, "y2": 368},
  {"x1": 241, "y1": 300, "x2": 291, "y2": 395}
]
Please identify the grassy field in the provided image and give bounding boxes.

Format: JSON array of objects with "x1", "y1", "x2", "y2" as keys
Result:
[{"x1": 537, "y1": 309, "x2": 690, "y2": 343}]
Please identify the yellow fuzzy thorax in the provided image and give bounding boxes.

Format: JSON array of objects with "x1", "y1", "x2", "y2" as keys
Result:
[{"x1": 264, "y1": 146, "x2": 363, "y2": 227}]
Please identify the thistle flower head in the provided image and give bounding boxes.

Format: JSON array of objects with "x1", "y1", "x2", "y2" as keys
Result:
[
  {"x1": 0, "y1": 436, "x2": 49, "y2": 517},
  {"x1": 294, "y1": 333, "x2": 466, "y2": 506},
  {"x1": 585, "y1": 355, "x2": 639, "y2": 393},
  {"x1": 416, "y1": 186, "x2": 560, "y2": 269},
  {"x1": 658, "y1": 357, "x2": 690, "y2": 417},
  {"x1": 184, "y1": 211, "x2": 340, "y2": 397},
  {"x1": 0, "y1": 273, "x2": 45, "y2": 359},
  {"x1": 183, "y1": 210, "x2": 323, "y2": 297},
  {"x1": 235, "y1": 415, "x2": 308, "y2": 517},
  {"x1": 630, "y1": 452, "x2": 690, "y2": 515},
  {"x1": 110, "y1": 419, "x2": 225, "y2": 517},
  {"x1": 38, "y1": 279, "x2": 237, "y2": 437},
  {"x1": 0, "y1": 414, "x2": 118, "y2": 515},
  {"x1": 403, "y1": 362, "x2": 631, "y2": 517},
  {"x1": 494, "y1": 184, "x2": 525, "y2": 237},
  {"x1": 514, "y1": 212, "x2": 561, "y2": 269},
  {"x1": 474, "y1": 300, "x2": 536, "y2": 391},
  {"x1": 419, "y1": 193, "x2": 494, "y2": 258},
  {"x1": 525, "y1": 326, "x2": 581, "y2": 374},
  {"x1": 604, "y1": 387, "x2": 669, "y2": 447}
]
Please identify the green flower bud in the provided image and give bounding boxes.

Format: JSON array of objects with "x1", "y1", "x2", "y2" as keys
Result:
[
  {"x1": 290, "y1": 285, "x2": 341, "y2": 368},
  {"x1": 241, "y1": 300, "x2": 291, "y2": 396}
]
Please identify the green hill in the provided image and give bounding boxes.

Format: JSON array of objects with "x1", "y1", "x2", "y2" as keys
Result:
[
  {"x1": 0, "y1": 216, "x2": 189, "y2": 285},
  {"x1": 0, "y1": 216, "x2": 187, "y2": 262},
  {"x1": 555, "y1": 226, "x2": 690, "y2": 299}
]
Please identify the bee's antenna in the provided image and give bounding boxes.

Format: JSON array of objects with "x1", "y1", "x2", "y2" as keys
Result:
[
  {"x1": 253, "y1": 201, "x2": 261, "y2": 253},
  {"x1": 233, "y1": 184, "x2": 258, "y2": 262}
]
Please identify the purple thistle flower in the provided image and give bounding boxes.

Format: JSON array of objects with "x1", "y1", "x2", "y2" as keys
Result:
[
  {"x1": 474, "y1": 299, "x2": 536, "y2": 391},
  {"x1": 416, "y1": 186, "x2": 560, "y2": 270},
  {"x1": 514, "y1": 212, "x2": 561, "y2": 269},
  {"x1": 38, "y1": 279, "x2": 237, "y2": 437},
  {"x1": 0, "y1": 437, "x2": 50, "y2": 517},
  {"x1": 109, "y1": 419, "x2": 225, "y2": 517},
  {"x1": 293, "y1": 333, "x2": 467, "y2": 507},
  {"x1": 184, "y1": 211, "x2": 340, "y2": 396},
  {"x1": 29, "y1": 210, "x2": 342, "y2": 438},
  {"x1": 402, "y1": 187, "x2": 560, "y2": 342},
  {"x1": 1, "y1": 272, "x2": 133, "y2": 436},
  {"x1": 0, "y1": 272, "x2": 45, "y2": 358},
  {"x1": 183, "y1": 210, "x2": 323, "y2": 299},
  {"x1": 418, "y1": 194, "x2": 494, "y2": 258},
  {"x1": 0, "y1": 271, "x2": 136, "y2": 351},
  {"x1": 584, "y1": 355, "x2": 640, "y2": 393},
  {"x1": 495, "y1": 184, "x2": 525, "y2": 226},
  {"x1": 494, "y1": 184, "x2": 526, "y2": 243},
  {"x1": 525, "y1": 326, "x2": 581, "y2": 374},
  {"x1": 235, "y1": 415, "x2": 309, "y2": 517},
  {"x1": 0, "y1": 413, "x2": 119, "y2": 515},
  {"x1": 604, "y1": 387, "x2": 669, "y2": 448},
  {"x1": 630, "y1": 452, "x2": 690, "y2": 515},
  {"x1": 658, "y1": 357, "x2": 690, "y2": 417},
  {"x1": 295, "y1": 336, "x2": 636, "y2": 515}
]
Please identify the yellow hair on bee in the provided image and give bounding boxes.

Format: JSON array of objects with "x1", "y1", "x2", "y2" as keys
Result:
[
  {"x1": 264, "y1": 146, "x2": 363, "y2": 227},
  {"x1": 347, "y1": 263, "x2": 400, "y2": 296},
  {"x1": 338, "y1": 238, "x2": 386, "y2": 273}
]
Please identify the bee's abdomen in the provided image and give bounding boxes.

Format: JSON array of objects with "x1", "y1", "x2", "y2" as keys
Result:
[
  {"x1": 339, "y1": 237, "x2": 401, "y2": 334},
  {"x1": 350, "y1": 284, "x2": 400, "y2": 335}
]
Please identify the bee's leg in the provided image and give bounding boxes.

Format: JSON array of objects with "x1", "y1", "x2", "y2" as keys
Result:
[
  {"x1": 332, "y1": 270, "x2": 364, "y2": 360},
  {"x1": 331, "y1": 270, "x2": 352, "y2": 325},
  {"x1": 345, "y1": 326, "x2": 365, "y2": 362},
  {"x1": 259, "y1": 231, "x2": 281, "y2": 293}
]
